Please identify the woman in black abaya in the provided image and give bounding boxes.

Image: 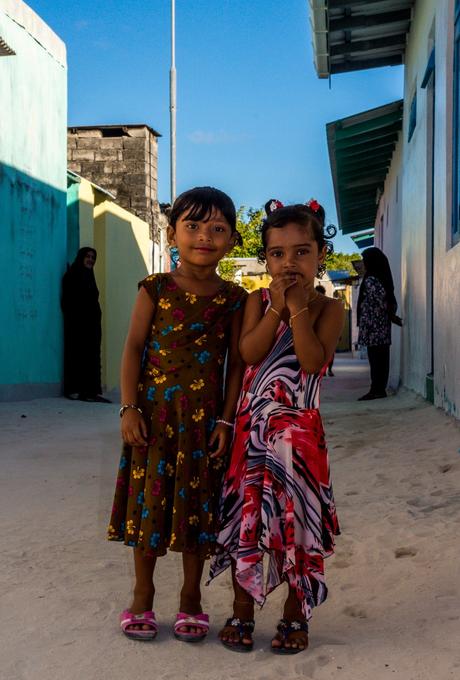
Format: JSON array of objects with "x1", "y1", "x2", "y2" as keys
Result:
[{"x1": 62, "y1": 247, "x2": 110, "y2": 402}]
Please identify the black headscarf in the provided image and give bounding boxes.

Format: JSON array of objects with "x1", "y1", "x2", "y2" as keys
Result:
[{"x1": 357, "y1": 247, "x2": 397, "y2": 323}]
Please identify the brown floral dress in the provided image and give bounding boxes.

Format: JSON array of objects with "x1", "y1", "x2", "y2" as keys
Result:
[{"x1": 108, "y1": 273, "x2": 247, "y2": 558}]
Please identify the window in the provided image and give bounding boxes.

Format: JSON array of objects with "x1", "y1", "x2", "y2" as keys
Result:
[{"x1": 452, "y1": 0, "x2": 460, "y2": 243}]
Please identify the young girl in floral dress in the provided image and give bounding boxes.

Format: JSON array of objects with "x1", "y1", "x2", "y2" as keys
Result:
[
  {"x1": 108, "y1": 187, "x2": 247, "y2": 642},
  {"x1": 209, "y1": 200, "x2": 343, "y2": 654}
]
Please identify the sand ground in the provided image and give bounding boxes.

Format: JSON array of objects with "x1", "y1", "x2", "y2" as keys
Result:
[{"x1": 1, "y1": 356, "x2": 459, "y2": 680}]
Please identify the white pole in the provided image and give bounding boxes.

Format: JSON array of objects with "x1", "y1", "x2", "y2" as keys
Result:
[{"x1": 170, "y1": 0, "x2": 176, "y2": 204}]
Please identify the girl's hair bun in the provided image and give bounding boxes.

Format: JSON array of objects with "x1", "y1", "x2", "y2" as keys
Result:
[{"x1": 264, "y1": 199, "x2": 284, "y2": 216}]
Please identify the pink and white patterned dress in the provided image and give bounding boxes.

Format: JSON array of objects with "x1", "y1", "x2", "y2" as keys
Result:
[{"x1": 208, "y1": 289, "x2": 340, "y2": 620}]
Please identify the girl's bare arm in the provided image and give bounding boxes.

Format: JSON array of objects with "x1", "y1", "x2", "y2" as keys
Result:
[
  {"x1": 238, "y1": 290, "x2": 281, "y2": 365},
  {"x1": 291, "y1": 298, "x2": 344, "y2": 374},
  {"x1": 120, "y1": 287, "x2": 154, "y2": 446},
  {"x1": 209, "y1": 305, "x2": 246, "y2": 457}
]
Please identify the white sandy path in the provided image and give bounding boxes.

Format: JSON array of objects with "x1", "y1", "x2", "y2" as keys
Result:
[{"x1": 1, "y1": 357, "x2": 460, "y2": 680}]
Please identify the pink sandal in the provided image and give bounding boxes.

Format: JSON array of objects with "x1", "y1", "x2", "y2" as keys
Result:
[
  {"x1": 119, "y1": 609, "x2": 158, "y2": 641},
  {"x1": 174, "y1": 612, "x2": 209, "y2": 642}
]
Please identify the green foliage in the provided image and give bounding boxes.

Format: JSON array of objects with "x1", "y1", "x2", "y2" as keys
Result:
[
  {"x1": 232, "y1": 207, "x2": 264, "y2": 258},
  {"x1": 218, "y1": 258, "x2": 239, "y2": 282},
  {"x1": 326, "y1": 251, "x2": 361, "y2": 274}
]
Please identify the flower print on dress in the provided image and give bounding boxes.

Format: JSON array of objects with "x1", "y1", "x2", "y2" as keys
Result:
[
  {"x1": 189, "y1": 515, "x2": 199, "y2": 526},
  {"x1": 192, "y1": 449, "x2": 204, "y2": 459},
  {"x1": 147, "y1": 386, "x2": 156, "y2": 401},
  {"x1": 177, "y1": 451, "x2": 185, "y2": 464},
  {"x1": 192, "y1": 408, "x2": 205, "y2": 422},
  {"x1": 190, "y1": 322, "x2": 204, "y2": 332},
  {"x1": 119, "y1": 456, "x2": 128, "y2": 470},
  {"x1": 185, "y1": 292, "x2": 197, "y2": 304},
  {"x1": 158, "y1": 298, "x2": 171, "y2": 310},
  {"x1": 212, "y1": 295, "x2": 226, "y2": 305},
  {"x1": 164, "y1": 384, "x2": 182, "y2": 402},
  {"x1": 142, "y1": 507, "x2": 149, "y2": 519},
  {"x1": 194, "y1": 350, "x2": 211, "y2": 364},
  {"x1": 165, "y1": 463, "x2": 175, "y2": 476},
  {"x1": 165, "y1": 424, "x2": 174, "y2": 438},
  {"x1": 158, "y1": 407, "x2": 167, "y2": 423},
  {"x1": 157, "y1": 459, "x2": 166, "y2": 475},
  {"x1": 137, "y1": 491, "x2": 145, "y2": 505},
  {"x1": 126, "y1": 519, "x2": 136, "y2": 535},
  {"x1": 172, "y1": 308, "x2": 185, "y2": 322},
  {"x1": 132, "y1": 467, "x2": 145, "y2": 480},
  {"x1": 203, "y1": 307, "x2": 216, "y2": 321},
  {"x1": 151, "y1": 479, "x2": 161, "y2": 496},
  {"x1": 149, "y1": 532, "x2": 161, "y2": 548},
  {"x1": 195, "y1": 334, "x2": 207, "y2": 346},
  {"x1": 178, "y1": 487, "x2": 186, "y2": 499},
  {"x1": 190, "y1": 379, "x2": 205, "y2": 391}
]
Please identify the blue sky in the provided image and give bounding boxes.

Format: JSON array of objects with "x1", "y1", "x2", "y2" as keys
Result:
[{"x1": 30, "y1": 0, "x2": 403, "y2": 253}]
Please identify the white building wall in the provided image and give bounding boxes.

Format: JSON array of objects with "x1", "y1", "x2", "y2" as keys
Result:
[
  {"x1": 431, "y1": 0, "x2": 460, "y2": 417},
  {"x1": 374, "y1": 138, "x2": 403, "y2": 391},
  {"x1": 394, "y1": 0, "x2": 460, "y2": 417}
]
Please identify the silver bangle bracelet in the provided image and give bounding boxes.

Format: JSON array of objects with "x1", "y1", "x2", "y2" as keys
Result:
[
  {"x1": 119, "y1": 403, "x2": 143, "y2": 418},
  {"x1": 216, "y1": 418, "x2": 234, "y2": 428}
]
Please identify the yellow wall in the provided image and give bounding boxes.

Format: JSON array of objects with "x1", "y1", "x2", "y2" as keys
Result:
[
  {"x1": 241, "y1": 273, "x2": 271, "y2": 291},
  {"x1": 93, "y1": 200, "x2": 152, "y2": 393},
  {"x1": 78, "y1": 177, "x2": 95, "y2": 247},
  {"x1": 73, "y1": 177, "x2": 152, "y2": 394}
]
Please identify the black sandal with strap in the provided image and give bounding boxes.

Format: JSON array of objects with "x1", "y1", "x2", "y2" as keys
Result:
[
  {"x1": 271, "y1": 618, "x2": 309, "y2": 655},
  {"x1": 219, "y1": 617, "x2": 255, "y2": 653}
]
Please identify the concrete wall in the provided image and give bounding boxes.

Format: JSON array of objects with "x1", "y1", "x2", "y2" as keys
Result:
[
  {"x1": 94, "y1": 201, "x2": 152, "y2": 394},
  {"x1": 378, "y1": 0, "x2": 460, "y2": 416},
  {"x1": 67, "y1": 176, "x2": 152, "y2": 395},
  {"x1": 0, "y1": 1, "x2": 67, "y2": 400},
  {"x1": 374, "y1": 137, "x2": 403, "y2": 390}
]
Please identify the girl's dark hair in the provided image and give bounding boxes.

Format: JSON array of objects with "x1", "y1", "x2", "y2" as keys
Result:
[
  {"x1": 357, "y1": 247, "x2": 397, "y2": 319},
  {"x1": 169, "y1": 186, "x2": 242, "y2": 245},
  {"x1": 258, "y1": 201, "x2": 336, "y2": 276}
]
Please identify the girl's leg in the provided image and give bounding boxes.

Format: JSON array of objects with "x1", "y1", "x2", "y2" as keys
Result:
[
  {"x1": 271, "y1": 584, "x2": 308, "y2": 651},
  {"x1": 175, "y1": 553, "x2": 205, "y2": 634},
  {"x1": 127, "y1": 547, "x2": 156, "y2": 631},
  {"x1": 219, "y1": 559, "x2": 254, "y2": 646}
]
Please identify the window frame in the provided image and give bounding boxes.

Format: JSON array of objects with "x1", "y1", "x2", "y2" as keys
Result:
[{"x1": 452, "y1": 0, "x2": 460, "y2": 244}]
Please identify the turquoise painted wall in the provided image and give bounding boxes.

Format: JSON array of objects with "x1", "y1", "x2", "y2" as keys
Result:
[{"x1": 0, "y1": 3, "x2": 67, "y2": 399}]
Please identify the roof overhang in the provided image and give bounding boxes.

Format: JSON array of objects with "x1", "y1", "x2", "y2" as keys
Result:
[
  {"x1": 326, "y1": 99, "x2": 403, "y2": 235},
  {"x1": 309, "y1": 0, "x2": 414, "y2": 79},
  {"x1": 350, "y1": 229, "x2": 375, "y2": 248},
  {"x1": 0, "y1": 36, "x2": 15, "y2": 56}
]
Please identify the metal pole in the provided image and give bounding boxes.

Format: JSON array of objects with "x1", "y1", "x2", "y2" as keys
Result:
[{"x1": 170, "y1": 0, "x2": 176, "y2": 204}]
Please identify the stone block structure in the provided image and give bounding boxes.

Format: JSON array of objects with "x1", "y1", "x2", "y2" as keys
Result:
[{"x1": 67, "y1": 125, "x2": 161, "y2": 240}]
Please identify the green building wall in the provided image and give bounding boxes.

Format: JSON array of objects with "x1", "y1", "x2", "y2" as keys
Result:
[{"x1": 0, "y1": 1, "x2": 67, "y2": 399}]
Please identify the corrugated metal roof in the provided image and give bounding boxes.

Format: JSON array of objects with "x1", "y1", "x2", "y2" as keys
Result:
[
  {"x1": 309, "y1": 0, "x2": 415, "y2": 78},
  {"x1": 326, "y1": 100, "x2": 403, "y2": 235}
]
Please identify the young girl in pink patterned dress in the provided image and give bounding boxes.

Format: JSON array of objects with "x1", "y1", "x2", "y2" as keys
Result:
[{"x1": 208, "y1": 199, "x2": 343, "y2": 654}]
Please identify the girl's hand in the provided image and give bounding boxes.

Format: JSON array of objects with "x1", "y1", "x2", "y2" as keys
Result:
[
  {"x1": 208, "y1": 423, "x2": 231, "y2": 458},
  {"x1": 121, "y1": 409, "x2": 148, "y2": 447},
  {"x1": 285, "y1": 277, "x2": 311, "y2": 314},
  {"x1": 269, "y1": 273, "x2": 297, "y2": 313}
]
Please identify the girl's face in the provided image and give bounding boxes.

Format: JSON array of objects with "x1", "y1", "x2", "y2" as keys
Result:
[
  {"x1": 167, "y1": 208, "x2": 235, "y2": 267},
  {"x1": 265, "y1": 222, "x2": 326, "y2": 283}
]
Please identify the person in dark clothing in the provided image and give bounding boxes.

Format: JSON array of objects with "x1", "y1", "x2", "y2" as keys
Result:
[
  {"x1": 61, "y1": 247, "x2": 110, "y2": 402},
  {"x1": 356, "y1": 247, "x2": 400, "y2": 401}
]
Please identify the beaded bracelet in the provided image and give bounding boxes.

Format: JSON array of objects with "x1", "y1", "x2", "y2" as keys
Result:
[
  {"x1": 216, "y1": 418, "x2": 234, "y2": 428},
  {"x1": 119, "y1": 403, "x2": 143, "y2": 418}
]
